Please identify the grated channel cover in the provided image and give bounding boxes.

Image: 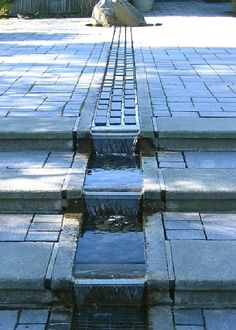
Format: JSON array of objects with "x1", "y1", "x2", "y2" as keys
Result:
[{"x1": 73, "y1": 307, "x2": 147, "y2": 330}]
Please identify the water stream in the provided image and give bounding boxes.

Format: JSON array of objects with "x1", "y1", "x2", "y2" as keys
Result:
[
  {"x1": 72, "y1": 26, "x2": 147, "y2": 329},
  {"x1": 73, "y1": 151, "x2": 147, "y2": 328}
]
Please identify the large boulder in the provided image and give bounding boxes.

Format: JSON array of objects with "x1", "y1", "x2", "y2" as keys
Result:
[{"x1": 91, "y1": 0, "x2": 147, "y2": 27}]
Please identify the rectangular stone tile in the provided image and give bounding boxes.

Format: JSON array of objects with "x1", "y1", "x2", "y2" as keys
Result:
[
  {"x1": 0, "y1": 152, "x2": 48, "y2": 168},
  {"x1": 26, "y1": 231, "x2": 60, "y2": 242},
  {"x1": 174, "y1": 309, "x2": 204, "y2": 325},
  {"x1": 159, "y1": 161, "x2": 186, "y2": 168},
  {"x1": 0, "y1": 242, "x2": 53, "y2": 289},
  {"x1": 164, "y1": 212, "x2": 201, "y2": 221},
  {"x1": 19, "y1": 309, "x2": 49, "y2": 324},
  {"x1": 0, "y1": 214, "x2": 32, "y2": 241},
  {"x1": 44, "y1": 152, "x2": 73, "y2": 168},
  {"x1": 0, "y1": 310, "x2": 18, "y2": 328},
  {"x1": 202, "y1": 218, "x2": 236, "y2": 240},
  {"x1": 33, "y1": 214, "x2": 63, "y2": 223},
  {"x1": 164, "y1": 220, "x2": 203, "y2": 230},
  {"x1": 156, "y1": 118, "x2": 236, "y2": 138},
  {"x1": 168, "y1": 103, "x2": 195, "y2": 112},
  {"x1": 16, "y1": 325, "x2": 45, "y2": 330},
  {"x1": 185, "y1": 151, "x2": 236, "y2": 168},
  {"x1": 149, "y1": 307, "x2": 174, "y2": 330},
  {"x1": 157, "y1": 151, "x2": 184, "y2": 161},
  {"x1": 171, "y1": 112, "x2": 199, "y2": 117},
  {"x1": 171, "y1": 240, "x2": 236, "y2": 290},
  {"x1": 0, "y1": 169, "x2": 67, "y2": 198},
  {"x1": 51, "y1": 214, "x2": 80, "y2": 290},
  {"x1": 175, "y1": 326, "x2": 204, "y2": 330},
  {"x1": 166, "y1": 230, "x2": 205, "y2": 240},
  {"x1": 162, "y1": 169, "x2": 236, "y2": 199},
  {"x1": 203, "y1": 309, "x2": 236, "y2": 330},
  {"x1": 199, "y1": 112, "x2": 236, "y2": 118},
  {"x1": 145, "y1": 214, "x2": 169, "y2": 291}
]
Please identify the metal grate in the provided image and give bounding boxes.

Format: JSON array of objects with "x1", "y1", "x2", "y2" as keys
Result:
[{"x1": 73, "y1": 307, "x2": 147, "y2": 330}]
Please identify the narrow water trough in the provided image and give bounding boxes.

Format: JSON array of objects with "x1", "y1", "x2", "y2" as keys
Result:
[
  {"x1": 72, "y1": 26, "x2": 147, "y2": 329},
  {"x1": 74, "y1": 151, "x2": 145, "y2": 298},
  {"x1": 73, "y1": 151, "x2": 147, "y2": 328}
]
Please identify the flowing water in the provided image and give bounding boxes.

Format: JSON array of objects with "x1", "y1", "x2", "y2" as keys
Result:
[{"x1": 72, "y1": 26, "x2": 146, "y2": 330}]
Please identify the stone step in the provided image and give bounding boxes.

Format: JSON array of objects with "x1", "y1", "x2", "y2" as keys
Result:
[
  {"x1": 153, "y1": 118, "x2": 236, "y2": 150},
  {"x1": 0, "y1": 117, "x2": 78, "y2": 151},
  {"x1": 142, "y1": 154, "x2": 236, "y2": 212},
  {"x1": 0, "y1": 151, "x2": 87, "y2": 213},
  {"x1": 0, "y1": 213, "x2": 79, "y2": 307},
  {"x1": 145, "y1": 212, "x2": 236, "y2": 308}
]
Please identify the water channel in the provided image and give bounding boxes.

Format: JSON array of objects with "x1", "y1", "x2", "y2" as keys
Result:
[{"x1": 72, "y1": 26, "x2": 147, "y2": 329}]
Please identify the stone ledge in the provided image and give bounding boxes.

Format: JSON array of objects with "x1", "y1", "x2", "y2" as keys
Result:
[
  {"x1": 154, "y1": 118, "x2": 236, "y2": 150},
  {"x1": 0, "y1": 117, "x2": 77, "y2": 151}
]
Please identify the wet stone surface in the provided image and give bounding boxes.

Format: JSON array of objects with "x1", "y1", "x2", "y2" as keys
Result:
[
  {"x1": 84, "y1": 154, "x2": 142, "y2": 192},
  {"x1": 73, "y1": 307, "x2": 147, "y2": 330}
]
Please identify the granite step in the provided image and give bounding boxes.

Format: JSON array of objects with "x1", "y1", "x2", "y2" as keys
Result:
[
  {"x1": 153, "y1": 118, "x2": 236, "y2": 150},
  {"x1": 142, "y1": 152, "x2": 236, "y2": 212},
  {"x1": 0, "y1": 213, "x2": 79, "y2": 308},
  {"x1": 0, "y1": 151, "x2": 87, "y2": 213},
  {"x1": 145, "y1": 212, "x2": 236, "y2": 309},
  {"x1": 0, "y1": 117, "x2": 78, "y2": 151}
]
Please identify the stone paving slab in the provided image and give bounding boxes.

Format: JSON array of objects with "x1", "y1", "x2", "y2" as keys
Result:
[
  {"x1": 0, "y1": 308, "x2": 72, "y2": 330},
  {"x1": 149, "y1": 306, "x2": 236, "y2": 330},
  {"x1": 133, "y1": 0, "x2": 236, "y2": 135},
  {"x1": 154, "y1": 118, "x2": 236, "y2": 150},
  {"x1": 0, "y1": 213, "x2": 79, "y2": 306},
  {"x1": 171, "y1": 240, "x2": 236, "y2": 291},
  {"x1": 0, "y1": 151, "x2": 74, "y2": 168},
  {"x1": 147, "y1": 212, "x2": 236, "y2": 307},
  {"x1": 0, "y1": 152, "x2": 87, "y2": 212},
  {"x1": 0, "y1": 117, "x2": 76, "y2": 151},
  {"x1": 157, "y1": 151, "x2": 236, "y2": 169},
  {"x1": 162, "y1": 168, "x2": 236, "y2": 211},
  {"x1": 142, "y1": 156, "x2": 236, "y2": 211},
  {"x1": 0, "y1": 18, "x2": 112, "y2": 120}
]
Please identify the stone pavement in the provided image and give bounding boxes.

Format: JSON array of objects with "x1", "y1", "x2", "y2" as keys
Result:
[
  {"x1": 0, "y1": 18, "x2": 112, "y2": 118},
  {"x1": 149, "y1": 306, "x2": 236, "y2": 330},
  {"x1": 0, "y1": 308, "x2": 72, "y2": 330},
  {"x1": 0, "y1": 0, "x2": 236, "y2": 329}
]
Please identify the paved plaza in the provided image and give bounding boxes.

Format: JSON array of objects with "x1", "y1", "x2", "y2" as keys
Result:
[{"x1": 0, "y1": 0, "x2": 236, "y2": 329}]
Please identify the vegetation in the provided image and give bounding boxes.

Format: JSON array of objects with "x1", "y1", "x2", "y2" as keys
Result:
[
  {"x1": 77, "y1": 0, "x2": 98, "y2": 16},
  {"x1": 0, "y1": 0, "x2": 13, "y2": 16}
]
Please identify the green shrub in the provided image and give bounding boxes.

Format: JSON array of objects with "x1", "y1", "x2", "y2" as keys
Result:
[{"x1": 0, "y1": 0, "x2": 13, "y2": 16}]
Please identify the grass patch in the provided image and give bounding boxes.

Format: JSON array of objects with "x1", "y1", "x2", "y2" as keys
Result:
[{"x1": 0, "y1": 0, "x2": 13, "y2": 16}]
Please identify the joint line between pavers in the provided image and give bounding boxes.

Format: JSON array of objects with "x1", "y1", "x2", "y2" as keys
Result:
[
  {"x1": 45, "y1": 242, "x2": 59, "y2": 290},
  {"x1": 158, "y1": 169, "x2": 166, "y2": 207},
  {"x1": 165, "y1": 241, "x2": 175, "y2": 296}
]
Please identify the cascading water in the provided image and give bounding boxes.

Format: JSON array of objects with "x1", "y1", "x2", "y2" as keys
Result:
[{"x1": 72, "y1": 26, "x2": 147, "y2": 329}]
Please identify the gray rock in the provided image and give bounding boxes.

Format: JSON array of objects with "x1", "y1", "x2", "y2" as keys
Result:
[{"x1": 91, "y1": 0, "x2": 146, "y2": 27}]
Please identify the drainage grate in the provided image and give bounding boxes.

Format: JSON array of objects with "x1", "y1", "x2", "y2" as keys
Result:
[
  {"x1": 72, "y1": 307, "x2": 147, "y2": 330},
  {"x1": 92, "y1": 27, "x2": 139, "y2": 130}
]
